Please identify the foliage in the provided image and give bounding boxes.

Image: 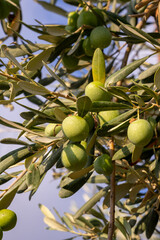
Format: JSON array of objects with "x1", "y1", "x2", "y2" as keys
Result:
[{"x1": 0, "y1": 0, "x2": 160, "y2": 239}]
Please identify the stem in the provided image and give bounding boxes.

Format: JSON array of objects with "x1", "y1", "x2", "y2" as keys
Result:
[{"x1": 108, "y1": 138, "x2": 115, "y2": 240}]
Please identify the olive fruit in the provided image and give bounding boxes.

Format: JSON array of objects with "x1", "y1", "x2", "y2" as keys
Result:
[
  {"x1": 77, "y1": 11, "x2": 97, "y2": 29},
  {"x1": 61, "y1": 143, "x2": 87, "y2": 171},
  {"x1": 127, "y1": 119, "x2": 153, "y2": 146},
  {"x1": 85, "y1": 81, "x2": 111, "y2": 102},
  {"x1": 62, "y1": 53, "x2": 79, "y2": 70},
  {"x1": 82, "y1": 37, "x2": 95, "y2": 57},
  {"x1": 98, "y1": 110, "x2": 119, "y2": 126},
  {"x1": 62, "y1": 115, "x2": 89, "y2": 142},
  {"x1": 90, "y1": 26, "x2": 112, "y2": 49},
  {"x1": 94, "y1": 154, "x2": 113, "y2": 176},
  {"x1": 67, "y1": 11, "x2": 78, "y2": 26},
  {"x1": 45, "y1": 123, "x2": 61, "y2": 137},
  {"x1": 0, "y1": 209, "x2": 17, "y2": 231}
]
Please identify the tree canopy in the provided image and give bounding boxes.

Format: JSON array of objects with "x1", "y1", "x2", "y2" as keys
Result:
[{"x1": 0, "y1": 0, "x2": 160, "y2": 239}]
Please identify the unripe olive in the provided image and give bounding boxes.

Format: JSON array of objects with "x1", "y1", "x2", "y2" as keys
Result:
[
  {"x1": 62, "y1": 115, "x2": 89, "y2": 142},
  {"x1": 67, "y1": 11, "x2": 79, "y2": 27},
  {"x1": 61, "y1": 143, "x2": 87, "y2": 171},
  {"x1": 82, "y1": 37, "x2": 95, "y2": 57},
  {"x1": 0, "y1": 209, "x2": 17, "y2": 231},
  {"x1": 45, "y1": 123, "x2": 61, "y2": 137},
  {"x1": 98, "y1": 110, "x2": 119, "y2": 126},
  {"x1": 62, "y1": 53, "x2": 79, "y2": 70},
  {"x1": 127, "y1": 119, "x2": 153, "y2": 146},
  {"x1": 77, "y1": 11, "x2": 97, "y2": 29},
  {"x1": 94, "y1": 154, "x2": 113, "y2": 176},
  {"x1": 85, "y1": 81, "x2": 111, "y2": 102},
  {"x1": 90, "y1": 26, "x2": 112, "y2": 49}
]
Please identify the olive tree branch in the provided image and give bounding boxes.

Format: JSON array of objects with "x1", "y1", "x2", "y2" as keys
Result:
[{"x1": 108, "y1": 137, "x2": 115, "y2": 240}]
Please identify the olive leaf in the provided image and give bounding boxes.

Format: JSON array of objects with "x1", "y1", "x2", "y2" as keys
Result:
[
  {"x1": 92, "y1": 48, "x2": 105, "y2": 84},
  {"x1": 76, "y1": 96, "x2": 92, "y2": 117}
]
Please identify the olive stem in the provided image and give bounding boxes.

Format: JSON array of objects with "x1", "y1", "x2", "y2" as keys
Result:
[{"x1": 108, "y1": 138, "x2": 115, "y2": 240}]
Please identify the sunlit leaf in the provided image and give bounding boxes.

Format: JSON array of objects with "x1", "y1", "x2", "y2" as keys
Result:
[
  {"x1": 92, "y1": 48, "x2": 105, "y2": 84},
  {"x1": 0, "y1": 186, "x2": 19, "y2": 210},
  {"x1": 105, "y1": 56, "x2": 149, "y2": 86},
  {"x1": 44, "y1": 216, "x2": 69, "y2": 232},
  {"x1": 39, "y1": 204, "x2": 56, "y2": 220}
]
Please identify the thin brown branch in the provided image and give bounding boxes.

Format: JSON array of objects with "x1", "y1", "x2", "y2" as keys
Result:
[{"x1": 108, "y1": 138, "x2": 115, "y2": 240}]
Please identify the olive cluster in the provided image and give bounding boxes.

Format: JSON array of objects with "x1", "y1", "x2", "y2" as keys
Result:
[
  {"x1": 44, "y1": 81, "x2": 120, "y2": 175},
  {"x1": 0, "y1": 209, "x2": 17, "y2": 239},
  {"x1": 62, "y1": 8, "x2": 112, "y2": 70}
]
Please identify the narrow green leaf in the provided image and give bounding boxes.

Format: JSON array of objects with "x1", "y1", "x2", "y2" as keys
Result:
[
  {"x1": 132, "y1": 145, "x2": 143, "y2": 163},
  {"x1": 103, "y1": 183, "x2": 133, "y2": 208},
  {"x1": 69, "y1": 165, "x2": 93, "y2": 179},
  {"x1": 0, "y1": 186, "x2": 19, "y2": 210},
  {"x1": 26, "y1": 47, "x2": 54, "y2": 71},
  {"x1": 0, "y1": 144, "x2": 37, "y2": 174},
  {"x1": 1, "y1": 45, "x2": 32, "y2": 80},
  {"x1": 25, "y1": 149, "x2": 46, "y2": 169},
  {"x1": 67, "y1": 30, "x2": 83, "y2": 56},
  {"x1": 98, "y1": 118, "x2": 130, "y2": 136},
  {"x1": 39, "y1": 204, "x2": 56, "y2": 220},
  {"x1": 0, "y1": 171, "x2": 21, "y2": 185},
  {"x1": 105, "y1": 56, "x2": 149, "y2": 86},
  {"x1": 146, "y1": 209, "x2": 159, "y2": 239},
  {"x1": 92, "y1": 48, "x2": 105, "y2": 84},
  {"x1": 119, "y1": 21, "x2": 160, "y2": 47},
  {"x1": 129, "y1": 183, "x2": 145, "y2": 203},
  {"x1": 112, "y1": 143, "x2": 135, "y2": 160},
  {"x1": 0, "y1": 138, "x2": 29, "y2": 145},
  {"x1": 35, "y1": 1, "x2": 68, "y2": 17},
  {"x1": 54, "y1": 107, "x2": 67, "y2": 121},
  {"x1": 0, "y1": 115, "x2": 44, "y2": 136},
  {"x1": 135, "y1": 215, "x2": 147, "y2": 235},
  {"x1": 154, "y1": 67, "x2": 160, "y2": 89},
  {"x1": 138, "y1": 62, "x2": 160, "y2": 80},
  {"x1": 59, "y1": 172, "x2": 92, "y2": 198},
  {"x1": 74, "y1": 187, "x2": 109, "y2": 219},
  {"x1": 87, "y1": 175, "x2": 109, "y2": 184},
  {"x1": 104, "y1": 11, "x2": 129, "y2": 26},
  {"x1": 91, "y1": 101, "x2": 132, "y2": 112},
  {"x1": 115, "y1": 218, "x2": 129, "y2": 240},
  {"x1": 26, "y1": 163, "x2": 41, "y2": 191},
  {"x1": 0, "y1": 43, "x2": 48, "y2": 58},
  {"x1": 43, "y1": 61, "x2": 70, "y2": 91},
  {"x1": 0, "y1": 146, "x2": 29, "y2": 162},
  {"x1": 62, "y1": 216, "x2": 73, "y2": 230},
  {"x1": 76, "y1": 96, "x2": 92, "y2": 117},
  {"x1": 17, "y1": 81, "x2": 50, "y2": 95},
  {"x1": 106, "y1": 86, "x2": 132, "y2": 104},
  {"x1": 130, "y1": 83, "x2": 158, "y2": 102},
  {"x1": 44, "y1": 216, "x2": 69, "y2": 232}
]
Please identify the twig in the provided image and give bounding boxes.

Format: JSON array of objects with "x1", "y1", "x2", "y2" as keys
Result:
[{"x1": 108, "y1": 138, "x2": 115, "y2": 240}]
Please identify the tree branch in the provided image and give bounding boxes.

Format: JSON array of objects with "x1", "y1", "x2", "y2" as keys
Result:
[{"x1": 108, "y1": 138, "x2": 115, "y2": 240}]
